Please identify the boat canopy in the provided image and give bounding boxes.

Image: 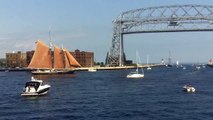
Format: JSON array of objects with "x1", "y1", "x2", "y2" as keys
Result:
[{"x1": 25, "y1": 81, "x2": 41, "y2": 91}]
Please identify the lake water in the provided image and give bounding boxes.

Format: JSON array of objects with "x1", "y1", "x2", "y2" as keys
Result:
[{"x1": 1, "y1": 65, "x2": 213, "y2": 120}]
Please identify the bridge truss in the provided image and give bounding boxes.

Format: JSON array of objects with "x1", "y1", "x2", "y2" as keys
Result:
[{"x1": 106, "y1": 4, "x2": 213, "y2": 66}]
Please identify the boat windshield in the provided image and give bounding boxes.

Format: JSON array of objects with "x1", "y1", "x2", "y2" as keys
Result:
[{"x1": 25, "y1": 81, "x2": 40, "y2": 91}]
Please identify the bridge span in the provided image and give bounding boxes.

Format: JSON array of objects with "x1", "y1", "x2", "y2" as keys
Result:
[{"x1": 106, "y1": 4, "x2": 213, "y2": 66}]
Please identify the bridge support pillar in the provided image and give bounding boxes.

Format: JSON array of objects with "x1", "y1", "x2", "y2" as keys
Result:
[{"x1": 119, "y1": 34, "x2": 124, "y2": 66}]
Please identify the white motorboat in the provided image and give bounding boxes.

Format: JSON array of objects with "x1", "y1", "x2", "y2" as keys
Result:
[
  {"x1": 146, "y1": 55, "x2": 152, "y2": 70},
  {"x1": 21, "y1": 77, "x2": 51, "y2": 96},
  {"x1": 183, "y1": 85, "x2": 195, "y2": 93}
]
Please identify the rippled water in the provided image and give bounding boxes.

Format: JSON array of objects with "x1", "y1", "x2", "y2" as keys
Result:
[{"x1": 1, "y1": 65, "x2": 213, "y2": 120}]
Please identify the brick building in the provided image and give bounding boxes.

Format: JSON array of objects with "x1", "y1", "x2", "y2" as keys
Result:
[
  {"x1": 6, "y1": 51, "x2": 27, "y2": 68},
  {"x1": 5, "y1": 49, "x2": 94, "y2": 68},
  {"x1": 71, "y1": 49, "x2": 94, "y2": 67}
]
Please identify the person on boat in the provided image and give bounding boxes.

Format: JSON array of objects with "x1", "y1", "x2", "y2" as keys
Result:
[
  {"x1": 25, "y1": 86, "x2": 29, "y2": 92},
  {"x1": 28, "y1": 87, "x2": 30, "y2": 92}
]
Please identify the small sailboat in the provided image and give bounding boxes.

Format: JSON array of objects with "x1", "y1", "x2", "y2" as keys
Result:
[
  {"x1": 127, "y1": 67, "x2": 144, "y2": 78},
  {"x1": 167, "y1": 51, "x2": 172, "y2": 67},
  {"x1": 127, "y1": 52, "x2": 144, "y2": 78},
  {"x1": 21, "y1": 77, "x2": 51, "y2": 96},
  {"x1": 146, "y1": 55, "x2": 152, "y2": 70},
  {"x1": 176, "y1": 60, "x2": 179, "y2": 68}
]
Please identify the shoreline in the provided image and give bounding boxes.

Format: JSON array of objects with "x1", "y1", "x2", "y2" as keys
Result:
[
  {"x1": 75, "y1": 64, "x2": 165, "y2": 71},
  {"x1": 0, "y1": 64, "x2": 165, "y2": 72}
]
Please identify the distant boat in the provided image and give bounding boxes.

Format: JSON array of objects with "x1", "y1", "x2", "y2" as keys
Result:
[
  {"x1": 196, "y1": 65, "x2": 201, "y2": 70},
  {"x1": 88, "y1": 68, "x2": 97, "y2": 72},
  {"x1": 202, "y1": 64, "x2": 206, "y2": 68},
  {"x1": 127, "y1": 70, "x2": 144, "y2": 78},
  {"x1": 183, "y1": 85, "x2": 195, "y2": 93},
  {"x1": 88, "y1": 57, "x2": 97, "y2": 72},
  {"x1": 146, "y1": 55, "x2": 152, "y2": 70},
  {"x1": 28, "y1": 40, "x2": 81, "y2": 75},
  {"x1": 147, "y1": 66, "x2": 152, "y2": 70},
  {"x1": 127, "y1": 51, "x2": 144, "y2": 78},
  {"x1": 207, "y1": 64, "x2": 213, "y2": 67},
  {"x1": 167, "y1": 51, "x2": 172, "y2": 67},
  {"x1": 176, "y1": 60, "x2": 179, "y2": 68},
  {"x1": 207, "y1": 59, "x2": 213, "y2": 67},
  {"x1": 182, "y1": 66, "x2": 186, "y2": 70}
]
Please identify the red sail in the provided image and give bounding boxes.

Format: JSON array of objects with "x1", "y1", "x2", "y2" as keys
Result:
[
  {"x1": 64, "y1": 50, "x2": 71, "y2": 68},
  {"x1": 53, "y1": 45, "x2": 64, "y2": 69},
  {"x1": 28, "y1": 40, "x2": 52, "y2": 69},
  {"x1": 64, "y1": 49, "x2": 81, "y2": 68}
]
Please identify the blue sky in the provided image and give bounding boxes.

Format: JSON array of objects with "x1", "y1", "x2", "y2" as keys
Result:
[{"x1": 1, "y1": 0, "x2": 213, "y2": 64}]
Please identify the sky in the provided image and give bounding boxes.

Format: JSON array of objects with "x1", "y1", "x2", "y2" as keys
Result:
[{"x1": 1, "y1": 0, "x2": 213, "y2": 64}]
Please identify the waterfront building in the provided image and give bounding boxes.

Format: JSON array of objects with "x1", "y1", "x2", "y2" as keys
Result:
[
  {"x1": 71, "y1": 49, "x2": 94, "y2": 67},
  {"x1": 6, "y1": 51, "x2": 27, "y2": 68},
  {"x1": 6, "y1": 49, "x2": 94, "y2": 68}
]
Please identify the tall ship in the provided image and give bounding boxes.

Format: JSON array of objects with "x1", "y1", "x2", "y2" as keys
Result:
[{"x1": 28, "y1": 40, "x2": 81, "y2": 75}]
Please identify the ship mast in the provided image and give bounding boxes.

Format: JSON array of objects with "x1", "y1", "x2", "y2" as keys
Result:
[
  {"x1": 49, "y1": 27, "x2": 54, "y2": 69},
  {"x1": 61, "y1": 44, "x2": 66, "y2": 69},
  {"x1": 168, "y1": 51, "x2": 172, "y2": 65}
]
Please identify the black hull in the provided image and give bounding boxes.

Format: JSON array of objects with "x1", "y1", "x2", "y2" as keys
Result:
[
  {"x1": 37, "y1": 87, "x2": 50, "y2": 94},
  {"x1": 167, "y1": 64, "x2": 172, "y2": 67},
  {"x1": 21, "y1": 87, "x2": 50, "y2": 97},
  {"x1": 21, "y1": 92, "x2": 48, "y2": 97},
  {"x1": 207, "y1": 64, "x2": 213, "y2": 67},
  {"x1": 31, "y1": 70, "x2": 75, "y2": 75}
]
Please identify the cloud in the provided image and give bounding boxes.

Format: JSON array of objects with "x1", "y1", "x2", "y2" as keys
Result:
[
  {"x1": 68, "y1": 33, "x2": 88, "y2": 40},
  {"x1": 14, "y1": 42, "x2": 34, "y2": 50},
  {"x1": 53, "y1": 31, "x2": 88, "y2": 41}
]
